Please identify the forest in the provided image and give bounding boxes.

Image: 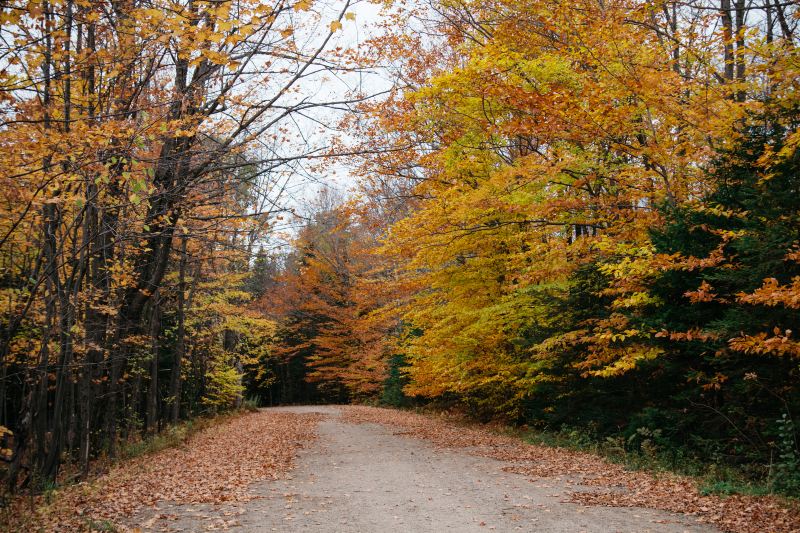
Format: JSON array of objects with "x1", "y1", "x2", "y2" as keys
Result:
[{"x1": 0, "y1": 0, "x2": 799, "y2": 507}]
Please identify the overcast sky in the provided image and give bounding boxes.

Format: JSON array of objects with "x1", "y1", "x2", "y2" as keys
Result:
[{"x1": 253, "y1": 0, "x2": 398, "y2": 251}]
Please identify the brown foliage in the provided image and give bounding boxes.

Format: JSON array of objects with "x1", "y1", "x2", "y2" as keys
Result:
[{"x1": 5, "y1": 410, "x2": 320, "y2": 532}]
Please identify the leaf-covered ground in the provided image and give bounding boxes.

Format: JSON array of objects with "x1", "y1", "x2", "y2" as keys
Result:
[
  {"x1": 8, "y1": 406, "x2": 799, "y2": 532},
  {"x1": 7, "y1": 411, "x2": 321, "y2": 532},
  {"x1": 340, "y1": 406, "x2": 800, "y2": 533}
]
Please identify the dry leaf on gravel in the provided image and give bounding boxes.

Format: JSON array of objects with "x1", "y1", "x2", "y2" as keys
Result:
[{"x1": 340, "y1": 406, "x2": 800, "y2": 533}]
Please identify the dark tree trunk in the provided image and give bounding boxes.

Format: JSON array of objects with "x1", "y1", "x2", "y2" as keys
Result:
[
  {"x1": 734, "y1": 0, "x2": 746, "y2": 102},
  {"x1": 720, "y1": 0, "x2": 735, "y2": 81},
  {"x1": 146, "y1": 297, "x2": 161, "y2": 433},
  {"x1": 170, "y1": 237, "x2": 188, "y2": 424}
]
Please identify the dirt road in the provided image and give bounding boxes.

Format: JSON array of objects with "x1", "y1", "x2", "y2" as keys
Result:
[{"x1": 134, "y1": 405, "x2": 715, "y2": 532}]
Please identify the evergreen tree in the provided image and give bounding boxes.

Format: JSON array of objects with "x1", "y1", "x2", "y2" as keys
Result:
[{"x1": 636, "y1": 115, "x2": 800, "y2": 481}]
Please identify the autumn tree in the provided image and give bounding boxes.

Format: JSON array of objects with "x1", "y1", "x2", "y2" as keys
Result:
[
  {"x1": 256, "y1": 188, "x2": 392, "y2": 403},
  {"x1": 337, "y1": 0, "x2": 800, "y2": 483},
  {"x1": 0, "y1": 0, "x2": 367, "y2": 489}
]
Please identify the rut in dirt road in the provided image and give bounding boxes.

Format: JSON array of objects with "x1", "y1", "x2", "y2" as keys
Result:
[{"x1": 134, "y1": 406, "x2": 716, "y2": 532}]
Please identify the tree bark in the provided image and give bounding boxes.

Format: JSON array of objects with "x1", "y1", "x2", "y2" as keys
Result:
[
  {"x1": 146, "y1": 296, "x2": 161, "y2": 433},
  {"x1": 720, "y1": 0, "x2": 735, "y2": 82},
  {"x1": 734, "y1": 0, "x2": 746, "y2": 102},
  {"x1": 170, "y1": 237, "x2": 188, "y2": 423}
]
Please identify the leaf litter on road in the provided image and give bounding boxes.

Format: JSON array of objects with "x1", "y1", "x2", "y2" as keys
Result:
[
  {"x1": 341, "y1": 406, "x2": 799, "y2": 533},
  {"x1": 16, "y1": 410, "x2": 322, "y2": 532}
]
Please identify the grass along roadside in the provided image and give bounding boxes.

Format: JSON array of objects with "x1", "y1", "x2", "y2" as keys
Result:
[{"x1": 515, "y1": 425, "x2": 791, "y2": 499}]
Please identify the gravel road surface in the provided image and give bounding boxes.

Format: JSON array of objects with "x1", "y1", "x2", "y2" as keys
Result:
[{"x1": 133, "y1": 405, "x2": 716, "y2": 532}]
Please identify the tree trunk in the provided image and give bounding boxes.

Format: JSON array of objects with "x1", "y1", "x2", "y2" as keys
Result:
[
  {"x1": 720, "y1": 0, "x2": 734, "y2": 82},
  {"x1": 170, "y1": 237, "x2": 188, "y2": 423},
  {"x1": 146, "y1": 296, "x2": 161, "y2": 433},
  {"x1": 734, "y1": 0, "x2": 746, "y2": 102}
]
